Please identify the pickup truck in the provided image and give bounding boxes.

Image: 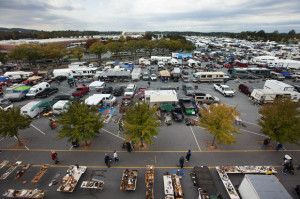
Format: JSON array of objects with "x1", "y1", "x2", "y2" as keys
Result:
[
  {"x1": 214, "y1": 84, "x2": 234, "y2": 97},
  {"x1": 179, "y1": 98, "x2": 197, "y2": 115},
  {"x1": 182, "y1": 84, "x2": 195, "y2": 96},
  {"x1": 193, "y1": 93, "x2": 220, "y2": 104},
  {"x1": 72, "y1": 86, "x2": 89, "y2": 97},
  {"x1": 0, "y1": 104, "x2": 14, "y2": 111}
]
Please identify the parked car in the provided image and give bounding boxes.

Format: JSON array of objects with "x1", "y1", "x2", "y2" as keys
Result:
[
  {"x1": 182, "y1": 84, "x2": 195, "y2": 96},
  {"x1": 36, "y1": 87, "x2": 59, "y2": 98},
  {"x1": 143, "y1": 72, "x2": 149, "y2": 81},
  {"x1": 238, "y1": 83, "x2": 254, "y2": 96},
  {"x1": 293, "y1": 84, "x2": 300, "y2": 93},
  {"x1": 182, "y1": 69, "x2": 189, "y2": 75},
  {"x1": 150, "y1": 74, "x2": 157, "y2": 81},
  {"x1": 171, "y1": 105, "x2": 184, "y2": 122},
  {"x1": 0, "y1": 98, "x2": 11, "y2": 105},
  {"x1": 181, "y1": 75, "x2": 189, "y2": 82},
  {"x1": 72, "y1": 86, "x2": 89, "y2": 98},
  {"x1": 113, "y1": 87, "x2": 124, "y2": 96},
  {"x1": 53, "y1": 95, "x2": 73, "y2": 101},
  {"x1": 102, "y1": 86, "x2": 113, "y2": 94}
]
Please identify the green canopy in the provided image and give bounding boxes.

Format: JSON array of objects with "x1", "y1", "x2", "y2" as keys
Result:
[
  {"x1": 38, "y1": 101, "x2": 57, "y2": 108},
  {"x1": 160, "y1": 104, "x2": 175, "y2": 111},
  {"x1": 13, "y1": 86, "x2": 31, "y2": 91}
]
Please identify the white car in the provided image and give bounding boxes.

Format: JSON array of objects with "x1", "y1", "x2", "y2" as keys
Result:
[{"x1": 150, "y1": 74, "x2": 157, "y2": 81}]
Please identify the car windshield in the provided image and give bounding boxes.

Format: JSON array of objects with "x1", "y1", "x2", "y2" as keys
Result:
[
  {"x1": 151, "y1": 74, "x2": 156, "y2": 77},
  {"x1": 108, "y1": 95, "x2": 113, "y2": 100},
  {"x1": 28, "y1": 89, "x2": 36, "y2": 94},
  {"x1": 125, "y1": 88, "x2": 133, "y2": 92}
]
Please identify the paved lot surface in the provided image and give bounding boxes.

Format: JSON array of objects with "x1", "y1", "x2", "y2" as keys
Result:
[{"x1": 1, "y1": 65, "x2": 300, "y2": 199}]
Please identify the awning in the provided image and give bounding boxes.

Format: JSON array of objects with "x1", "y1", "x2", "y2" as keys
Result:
[
  {"x1": 159, "y1": 70, "x2": 170, "y2": 77},
  {"x1": 27, "y1": 76, "x2": 42, "y2": 81},
  {"x1": 38, "y1": 101, "x2": 57, "y2": 108}
]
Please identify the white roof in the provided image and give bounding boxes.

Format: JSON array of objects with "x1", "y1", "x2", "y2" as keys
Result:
[
  {"x1": 150, "y1": 94, "x2": 178, "y2": 103},
  {"x1": 85, "y1": 94, "x2": 104, "y2": 106},
  {"x1": 21, "y1": 101, "x2": 41, "y2": 111},
  {"x1": 53, "y1": 100, "x2": 69, "y2": 108},
  {"x1": 89, "y1": 81, "x2": 105, "y2": 88}
]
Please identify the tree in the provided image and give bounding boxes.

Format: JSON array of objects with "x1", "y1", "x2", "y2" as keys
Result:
[
  {"x1": 70, "y1": 46, "x2": 85, "y2": 61},
  {"x1": 123, "y1": 102, "x2": 160, "y2": 147},
  {"x1": 198, "y1": 103, "x2": 241, "y2": 146},
  {"x1": 288, "y1": 29, "x2": 296, "y2": 35},
  {"x1": 144, "y1": 40, "x2": 157, "y2": 57},
  {"x1": 258, "y1": 98, "x2": 300, "y2": 144},
  {"x1": 89, "y1": 41, "x2": 107, "y2": 61},
  {"x1": 8, "y1": 44, "x2": 43, "y2": 66},
  {"x1": 106, "y1": 42, "x2": 123, "y2": 59},
  {"x1": 44, "y1": 43, "x2": 67, "y2": 66},
  {"x1": 0, "y1": 107, "x2": 32, "y2": 145},
  {"x1": 85, "y1": 39, "x2": 98, "y2": 49},
  {"x1": 57, "y1": 101, "x2": 103, "y2": 146}
]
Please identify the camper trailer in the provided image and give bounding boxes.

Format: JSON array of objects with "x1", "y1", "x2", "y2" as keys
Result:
[
  {"x1": 250, "y1": 89, "x2": 291, "y2": 104},
  {"x1": 53, "y1": 100, "x2": 69, "y2": 114},
  {"x1": 4, "y1": 71, "x2": 33, "y2": 80},
  {"x1": 131, "y1": 68, "x2": 142, "y2": 81},
  {"x1": 264, "y1": 80, "x2": 294, "y2": 92},
  {"x1": 193, "y1": 72, "x2": 226, "y2": 83},
  {"x1": 21, "y1": 101, "x2": 44, "y2": 118},
  {"x1": 26, "y1": 82, "x2": 50, "y2": 98},
  {"x1": 53, "y1": 69, "x2": 71, "y2": 77}
]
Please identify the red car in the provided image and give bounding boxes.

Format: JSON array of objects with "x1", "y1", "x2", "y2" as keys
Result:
[
  {"x1": 138, "y1": 88, "x2": 146, "y2": 100},
  {"x1": 238, "y1": 84, "x2": 254, "y2": 96}
]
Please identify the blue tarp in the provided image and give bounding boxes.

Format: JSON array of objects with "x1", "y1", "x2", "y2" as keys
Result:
[
  {"x1": 281, "y1": 72, "x2": 292, "y2": 76},
  {"x1": 0, "y1": 76, "x2": 8, "y2": 82},
  {"x1": 114, "y1": 62, "x2": 119, "y2": 64},
  {"x1": 177, "y1": 53, "x2": 193, "y2": 59},
  {"x1": 122, "y1": 65, "x2": 134, "y2": 68}
]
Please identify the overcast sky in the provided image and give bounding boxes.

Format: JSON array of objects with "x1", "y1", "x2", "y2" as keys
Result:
[{"x1": 0, "y1": 0, "x2": 299, "y2": 33}]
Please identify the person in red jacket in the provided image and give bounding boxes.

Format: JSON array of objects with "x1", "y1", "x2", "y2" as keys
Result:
[{"x1": 51, "y1": 151, "x2": 59, "y2": 164}]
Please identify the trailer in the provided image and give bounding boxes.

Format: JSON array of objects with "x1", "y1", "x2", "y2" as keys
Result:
[
  {"x1": 264, "y1": 80, "x2": 294, "y2": 92},
  {"x1": 131, "y1": 68, "x2": 142, "y2": 81}
]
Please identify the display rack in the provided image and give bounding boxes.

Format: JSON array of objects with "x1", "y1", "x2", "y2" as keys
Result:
[
  {"x1": 57, "y1": 165, "x2": 87, "y2": 193},
  {"x1": 3, "y1": 189, "x2": 46, "y2": 198},
  {"x1": 31, "y1": 164, "x2": 50, "y2": 183},
  {"x1": 216, "y1": 165, "x2": 277, "y2": 199},
  {"x1": 15, "y1": 164, "x2": 32, "y2": 180},
  {"x1": 0, "y1": 161, "x2": 22, "y2": 180},
  {"x1": 120, "y1": 169, "x2": 138, "y2": 191},
  {"x1": 145, "y1": 165, "x2": 154, "y2": 199}
]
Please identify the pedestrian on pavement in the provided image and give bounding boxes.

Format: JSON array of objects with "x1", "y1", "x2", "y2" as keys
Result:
[
  {"x1": 275, "y1": 143, "x2": 283, "y2": 152},
  {"x1": 179, "y1": 156, "x2": 184, "y2": 168},
  {"x1": 126, "y1": 141, "x2": 132, "y2": 152},
  {"x1": 148, "y1": 80, "x2": 151, "y2": 87},
  {"x1": 104, "y1": 153, "x2": 111, "y2": 168},
  {"x1": 186, "y1": 150, "x2": 192, "y2": 162},
  {"x1": 261, "y1": 138, "x2": 270, "y2": 150},
  {"x1": 113, "y1": 150, "x2": 119, "y2": 162},
  {"x1": 49, "y1": 119, "x2": 54, "y2": 130},
  {"x1": 282, "y1": 154, "x2": 293, "y2": 165},
  {"x1": 119, "y1": 120, "x2": 124, "y2": 131},
  {"x1": 57, "y1": 80, "x2": 60, "y2": 85},
  {"x1": 51, "y1": 151, "x2": 59, "y2": 164}
]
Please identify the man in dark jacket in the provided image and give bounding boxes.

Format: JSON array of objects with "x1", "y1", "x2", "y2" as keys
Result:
[
  {"x1": 104, "y1": 154, "x2": 110, "y2": 168},
  {"x1": 186, "y1": 150, "x2": 192, "y2": 162},
  {"x1": 179, "y1": 156, "x2": 184, "y2": 168}
]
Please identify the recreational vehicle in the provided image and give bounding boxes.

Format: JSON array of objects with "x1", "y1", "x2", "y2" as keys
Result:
[
  {"x1": 26, "y1": 82, "x2": 50, "y2": 98},
  {"x1": 131, "y1": 68, "x2": 142, "y2": 81},
  {"x1": 21, "y1": 101, "x2": 44, "y2": 118},
  {"x1": 53, "y1": 100, "x2": 69, "y2": 114},
  {"x1": 193, "y1": 72, "x2": 226, "y2": 83}
]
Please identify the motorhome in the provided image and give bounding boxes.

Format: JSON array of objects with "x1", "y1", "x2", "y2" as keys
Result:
[
  {"x1": 53, "y1": 100, "x2": 69, "y2": 114},
  {"x1": 53, "y1": 69, "x2": 71, "y2": 77},
  {"x1": 21, "y1": 101, "x2": 44, "y2": 118},
  {"x1": 131, "y1": 68, "x2": 142, "y2": 81},
  {"x1": 70, "y1": 67, "x2": 97, "y2": 77},
  {"x1": 250, "y1": 89, "x2": 292, "y2": 104},
  {"x1": 4, "y1": 71, "x2": 33, "y2": 80},
  {"x1": 144, "y1": 90, "x2": 178, "y2": 106},
  {"x1": 264, "y1": 80, "x2": 294, "y2": 92},
  {"x1": 252, "y1": 56, "x2": 277, "y2": 65},
  {"x1": 247, "y1": 68, "x2": 270, "y2": 78},
  {"x1": 26, "y1": 82, "x2": 50, "y2": 98},
  {"x1": 193, "y1": 72, "x2": 226, "y2": 83},
  {"x1": 139, "y1": 58, "x2": 150, "y2": 66}
]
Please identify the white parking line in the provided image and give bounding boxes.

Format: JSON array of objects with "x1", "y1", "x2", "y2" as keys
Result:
[
  {"x1": 30, "y1": 124, "x2": 46, "y2": 135},
  {"x1": 189, "y1": 126, "x2": 201, "y2": 151},
  {"x1": 101, "y1": 128, "x2": 125, "y2": 140},
  {"x1": 69, "y1": 146, "x2": 73, "y2": 150},
  {"x1": 25, "y1": 146, "x2": 30, "y2": 150},
  {"x1": 240, "y1": 129, "x2": 268, "y2": 137}
]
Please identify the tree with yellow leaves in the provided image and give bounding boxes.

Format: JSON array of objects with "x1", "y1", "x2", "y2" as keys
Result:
[
  {"x1": 198, "y1": 103, "x2": 241, "y2": 146},
  {"x1": 70, "y1": 46, "x2": 85, "y2": 61}
]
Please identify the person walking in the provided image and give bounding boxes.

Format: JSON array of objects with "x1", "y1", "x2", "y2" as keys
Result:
[
  {"x1": 126, "y1": 141, "x2": 132, "y2": 152},
  {"x1": 113, "y1": 150, "x2": 119, "y2": 162},
  {"x1": 261, "y1": 138, "x2": 270, "y2": 150},
  {"x1": 186, "y1": 150, "x2": 192, "y2": 162},
  {"x1": 179, "y1": 156, "x2": 184, "y2": 169},
  {"x1": 275, "y1": 143, "x2": 283, "y2": 152},
  {"x1": 148, "y1": 80, "x2": 151, "y2": 87},
  {"x1": 119, "y1": 120, "x2": 124, "y2": 131},
  {"x1": 49, "y1": 119, "x2": 54, "y2": 130},
  {"x1": 104, "y1": 154, "x2": 111, "y2": 168},
  {"x1": 51, "y1": 151, "x2": 59, "y2": 164}
]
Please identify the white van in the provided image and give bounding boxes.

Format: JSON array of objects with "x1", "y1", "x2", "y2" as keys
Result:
[
  {"x1": 53, "y1": 100, "x2": 69, "y2": 114},
  {"x1": 21, "y1": 101, "x2": 43, "y2": 118},
  {"x1": 26, "y1": 82, "x2": 50, "y2": 98},
  {"x1": 124, "y1": 84, "x2": 137, "y2": 98}
]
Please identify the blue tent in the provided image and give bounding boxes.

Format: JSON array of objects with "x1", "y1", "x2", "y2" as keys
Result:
[
  {"x1": 0, "y1": 76, "x2": 8, "y2": 82},
  {"x1": 114, "y1": 62, "x2": 119, "y2": 64},
  {"x1": 281, "y1": 72, "x2": 292, "y2": 76},
  {"x1": 128, "y1": 65, "x2": 134, "y2": 68}
]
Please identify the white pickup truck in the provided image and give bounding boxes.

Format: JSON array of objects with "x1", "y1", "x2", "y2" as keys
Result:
[
  {"x1": 0, "y1": 104, "x2": 14, "y2": 111},
  {"x1": 214, "y1": 84, "x2": 235, "y2": 97}
]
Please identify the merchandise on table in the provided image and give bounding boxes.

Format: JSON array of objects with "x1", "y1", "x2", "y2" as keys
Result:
[
  {"x1": 0, "y1": 161, "x2": 22, "y2": 180},
  {"x1": 0, "y1": 160, "x2": 9, "y2": 169},
  {"x1": 145, "y1": 165, "x2": 154, "y2": 199},
  {"x1": 57, "y1": 165, "x2": 87, "y2": 193},
  {"x1": 120, "y1": 169, "x2": 138, "y2": 191},
  {"x1": 163, "y1": 175, "x2": 174, "y2": 196},
  {"x1": 31, "y1": 164, "x2": 50, "y2": 183},
  {"x1": 81, "y1": 181, "x2": 104, "y2": 189},
  {"x1": 3, "y1": 189, "x2": 46, "y2": 198},
  {"x1": 171, "y1": 174, "x2": 183, "y2": 198},
  {"x1": 15, "y1": 164, "x2": 32, "y2": 180}
]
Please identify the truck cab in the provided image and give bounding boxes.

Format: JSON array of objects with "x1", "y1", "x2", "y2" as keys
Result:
[{"x1": 124, "y1": 84, "x2": 136, "y2": 98}]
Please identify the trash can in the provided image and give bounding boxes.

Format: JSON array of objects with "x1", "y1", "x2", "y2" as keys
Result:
[{"x1": 194, "y1": 85, "x2": 198, "y2": 90}]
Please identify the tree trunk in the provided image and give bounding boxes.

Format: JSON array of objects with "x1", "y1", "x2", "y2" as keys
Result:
[
  {"x1": 85, "y1": 140, "x2": 88, "y2": 146},
  {"x1": 15, "y1": 135, "x2": 21, "y2": 145},
  {"x1": 212, "y1": 135, "x2": 216, "y2": 146},
  {"x1": 140, "y1": 138, "x2": 144, "y2": 147}
]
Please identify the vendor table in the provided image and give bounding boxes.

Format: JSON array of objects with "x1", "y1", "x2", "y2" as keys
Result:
[
  {"x1": 31, "y1": 164, "x2": 50, "y2": 183},
  {"x1": 0, "y1": 160, "x2": 9, "y2": 169},
  {"x1": 216, "y1": 165, "x2": 277, "y2": 199},
  {"x1": 163, "y1": 175, "x2": 174, "y2": 196},
  {"x1": 120, "y1": 169, "x2": 138, "y2": 191},
  {"x1": 145, "y1": 165, "x2": 154, "y2": 199},
  {"x1": 0, "y1": 161, "x2": 22, "y2": 180},
  {"x1": 3, "y1": 189, "x2": 46, "y2": 198},
  {"x1": 15, "y1": 164, "x2": 32, "y2": 180},
  {"x1": 172, "y1": 174, "x2": 183, "y2": 198},
  {"x1": 81, "y1": 170, "x2": 105, "y2": 190},
  {"x1": 57, "y1": 165, "x2": 87, "y2": 193}
]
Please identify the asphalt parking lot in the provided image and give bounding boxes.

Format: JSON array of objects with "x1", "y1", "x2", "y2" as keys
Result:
[{"x1": 1, "y1": 64, "x2": 300, "y2": 199}]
